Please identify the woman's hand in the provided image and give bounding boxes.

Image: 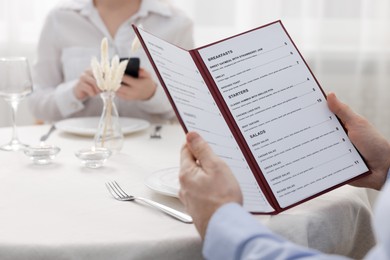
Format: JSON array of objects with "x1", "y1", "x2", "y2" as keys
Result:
[
  {"x1": 73, "y1": 69, "x2": 101, "y2": 100},
  {"x1": 116, "y1": 68, "x2": 157, "y2": 101}
]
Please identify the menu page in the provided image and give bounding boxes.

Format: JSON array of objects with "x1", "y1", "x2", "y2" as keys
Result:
[
  {"x1": 137, "y1": 28, "x2": 274, "y2": 213},
  {"x1": 198, "y1": 22, "x2": 368, "y2": 208}
]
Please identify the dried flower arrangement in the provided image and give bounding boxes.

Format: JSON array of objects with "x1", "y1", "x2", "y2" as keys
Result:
[
  {"x1": 91, "y1": 38, "x2": 128, "y2": 150},
  {"x1": 91, "y1": 38, "x2": 128, "y2": 92}
]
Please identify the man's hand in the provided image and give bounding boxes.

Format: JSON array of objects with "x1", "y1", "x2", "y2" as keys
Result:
[
  {"x1": 179, "y1": 132, "x2": 243, "y2": 239},
  {"x1": 73, "y1": 70, "x2": 100, "y2": 100},
  {"x1": 116, "y1": 68, "x2": 157, "y2": 101},
  {"x1": 327, "y1": 92, "x2": 390, "y2": 190}
]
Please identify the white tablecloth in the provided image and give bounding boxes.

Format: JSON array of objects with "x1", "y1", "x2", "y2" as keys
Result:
[{"x1": 0, "y1": 124, "x2": 376, "y2": 259}]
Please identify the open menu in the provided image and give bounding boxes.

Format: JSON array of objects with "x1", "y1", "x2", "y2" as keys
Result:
[{"x1": 133, "y1": 21, "x2": 369, "y2": 214}]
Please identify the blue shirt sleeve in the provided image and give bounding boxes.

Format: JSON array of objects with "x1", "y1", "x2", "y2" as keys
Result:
[
  {"x1": 364, "y1": 168, "x2": 390, "y2": 260},
  {"x1": 203, "y1": 167, "x2": 390, "y2": 260},
  {"x1": 203, "y1": 203, "x2": 349, "y2": 260}
]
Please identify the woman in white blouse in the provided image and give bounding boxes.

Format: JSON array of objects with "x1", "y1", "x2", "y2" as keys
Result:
[{"x1": 29, "y1": 0, "x2": 194, "y2": 123}]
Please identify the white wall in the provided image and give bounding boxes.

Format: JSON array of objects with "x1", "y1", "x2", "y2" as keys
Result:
[
  {"x1": 0, "y1": 0, "x2": 60, "y2": 126},
  {"x1": 172, "y1": 0, "x2": 390, "y2": 139},
  {"x1": 1, "y1": 0, "x2": 389, "y2": 139}
]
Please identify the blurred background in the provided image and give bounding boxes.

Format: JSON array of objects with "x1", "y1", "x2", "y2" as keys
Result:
[{"x1": 0, "y1": 0, "x2": 389, "y2": 139}]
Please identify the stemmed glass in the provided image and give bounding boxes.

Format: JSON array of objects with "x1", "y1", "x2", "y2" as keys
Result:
[{"x1": 0, "y1": 57, "x2": 33, "y2": 151}]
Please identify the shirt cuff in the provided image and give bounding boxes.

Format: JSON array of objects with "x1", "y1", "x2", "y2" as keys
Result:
[
  {"x1": 54, "y1": 79, "x2": 85, "y2": 118},
  {"x1": 387, "y1": 168, "x2": 390, "y2": 182},
  {"x1": 203, "y1": 203, "x2": 278, "y2": 260}
]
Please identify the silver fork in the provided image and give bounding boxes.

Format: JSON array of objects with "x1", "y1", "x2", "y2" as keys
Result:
[
  {"x1": 150, "y1": 125, "x2": 162, "y2": 139},
  {"x1": 105, "y1": 181, "x2": 192, "y2": 224},
  {"x1": 40, "y1": 124, "x2": 56, "y2": 142}
]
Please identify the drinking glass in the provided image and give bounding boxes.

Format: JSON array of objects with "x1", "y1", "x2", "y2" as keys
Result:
[{"x1": 0, "y1": 57, "x2": 33, "y2": 151}]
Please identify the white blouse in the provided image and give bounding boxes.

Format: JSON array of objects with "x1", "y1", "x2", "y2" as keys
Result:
[{"x1": 29, "y1": 0, "x2": 194, "y2": 123}]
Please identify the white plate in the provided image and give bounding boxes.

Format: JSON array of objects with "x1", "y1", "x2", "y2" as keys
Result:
[
  {"x1": 145, "y1": 167, "x2": 180, "y2": 198},
  {"x1": 55, "y1": 117, "x2": 150, "y2": 136}
]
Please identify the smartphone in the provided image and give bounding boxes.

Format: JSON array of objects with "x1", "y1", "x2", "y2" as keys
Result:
[{"x1": 120, "y1": 57, "x2": 140, "y2": 78}]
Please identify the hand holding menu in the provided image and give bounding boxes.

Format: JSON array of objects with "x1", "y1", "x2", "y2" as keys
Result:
[{"x1": 133, "y1": 21, "x2": 369, "y2": 214}]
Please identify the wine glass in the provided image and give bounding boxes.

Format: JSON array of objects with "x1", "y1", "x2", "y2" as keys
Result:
[{"x1": 0, "y1": 57, "x2": 33, "y2": 151}]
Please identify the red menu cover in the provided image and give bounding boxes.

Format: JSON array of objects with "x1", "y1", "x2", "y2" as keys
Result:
[{"x1": 133, "y1": 20, "x2": 369, "y2": 214}]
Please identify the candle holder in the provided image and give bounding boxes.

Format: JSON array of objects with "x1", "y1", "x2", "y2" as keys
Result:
[
  {"x1": 24, "y1": 144, "x2": 61, "y2": 165},
  {"x1": 75, "y1": 147, "x2": 112, "y2": 169}
]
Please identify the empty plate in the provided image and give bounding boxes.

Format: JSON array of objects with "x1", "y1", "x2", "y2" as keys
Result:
[
  {"x1": 145, "y1": 167, "x2": 180, "y2": 198},
  {"x1": 55, "y1": 117, "x2": 150, "y2": 136}
]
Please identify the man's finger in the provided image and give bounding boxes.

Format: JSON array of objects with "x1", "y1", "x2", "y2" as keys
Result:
[
  {"x1": 186, "y1": 132, "x2": 220, "y2": 171},
  {"x1": 327, "y1": 92, "x2": 356, "y2": 126},
  {"x1": 180, "y1": 143, "x2": 197, "y2": 172},
  {"x1": 179, "y1": 143, "x2": 199, "y2": 189}
]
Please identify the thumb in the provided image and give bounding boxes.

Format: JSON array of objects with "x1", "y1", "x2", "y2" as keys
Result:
[
  {"x1": 186, "y1": 132, "x2": 218, "y2": 170},
  {"x1": 327, "y1": 92, "x2": 357, "y2": 126},
  {"x1": 138, "y1": 68, "x2": 150, "y2": 79}
]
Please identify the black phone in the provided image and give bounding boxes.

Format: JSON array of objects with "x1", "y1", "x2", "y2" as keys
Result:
[{"x1": 120, "y1": 57, "x2": 140, "y2": 78}]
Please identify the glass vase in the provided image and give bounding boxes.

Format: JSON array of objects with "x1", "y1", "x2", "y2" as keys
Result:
[{"x1": 94, "y1": 91, "x2": 124, "y2": 153}]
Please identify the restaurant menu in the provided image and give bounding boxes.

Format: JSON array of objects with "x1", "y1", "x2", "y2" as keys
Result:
[{"x1": 133, "y1": 21, "x2": 369, "y2": 214}]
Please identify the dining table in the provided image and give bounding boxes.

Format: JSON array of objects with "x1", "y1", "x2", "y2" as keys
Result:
[{"x1": 0, "y1": 122, "x2": 377, "y2": 260}]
